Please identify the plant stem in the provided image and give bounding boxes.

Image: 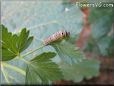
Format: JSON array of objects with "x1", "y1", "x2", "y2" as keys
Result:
[
  {"x1": 1, "y1": 66, "x2": 10, "y2": 84},
  {"x1": 2, "y1": 68, "x2": 18, "y2": 83},
  {"x1": 2, "y1": 62, "x2": 26, "y2": 76},
  {"x1": 5, "y1": 72, "x2": 18, "y2": 82},
  {"x1": 19, "y1": 58, "x2": 30, "y2": 65},
  {"x1": 21, "y1": 45, "x2": 45, "y2": 58}
]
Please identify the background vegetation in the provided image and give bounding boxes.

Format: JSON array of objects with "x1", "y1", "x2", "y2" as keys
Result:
[{"x1": 1, "y1": 0, "x2": 114, "y2": 85}]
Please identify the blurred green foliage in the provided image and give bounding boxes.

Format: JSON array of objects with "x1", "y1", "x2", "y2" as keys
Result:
[
  {"x1": 1, "y1": 0, "x2": 100, "y2": 84},
  {"x1": 85, "y1": 7, "x2": 114, "y2": 57}
]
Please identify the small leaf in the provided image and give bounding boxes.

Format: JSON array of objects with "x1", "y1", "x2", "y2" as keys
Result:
[
  {"x1": 1, "y1": 24, "x2": 17, "y2": 61},
  {"x1": 31, "y1": 52, "x2": 56, "y2": 61},
  {"x1": 1, "y1": 24, "x2": 33, "y2": 61},
  {"x1": 51, "y1": 40, "x2": 85, "y2": 64},
  {"x1": 20, "y1": 36, "x2": 34, "y2": 52},
  {"x1": 17, "y1": 28, "x2": 29, "y2": 52},
  {"x1": 2, "y1": 49, "x2": 16, "y2": 61},
  {"x1": 26, "y1": 52, "x2": 63, "y2": 84},
  {"x1": 59, "y1": 59, "x2": 100, "y2": 82}
]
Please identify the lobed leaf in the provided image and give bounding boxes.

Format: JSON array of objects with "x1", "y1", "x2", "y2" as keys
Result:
[
  {"x1": 51, "y1": 39, "x2": 85, "y2": 64},
  {"x1": 1, "y1": 24, "x2": 33, "y2": 61},
  {"x1": 26, "y1": 52, "x2": 63, "y2": 84},
  {"x1": 59, "y1": 59, "x2": 100, "y2": 82}
]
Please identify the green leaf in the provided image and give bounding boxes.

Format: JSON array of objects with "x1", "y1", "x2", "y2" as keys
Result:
[
  {"x1": 89, "y1": 7, "x2": 113, "y2": 40},
  {"x1": 1, "y1": 24, "x2": 33, "y2": 61},
  {"x1": 51, "y1": 40, "x2": 85, "y2": 64},
  {"x1": 85, "y1": 7, "x2": 114, "y2": 56},
  {"x1": 2, "y1": 49, "x2": 16, "y2": 61},
  {"x1": 1, "y1": 1, "x2": 83, "y2": 84},
  {"x1": 1, "y1": 24, "x2": 17, "y2": 61},
  {"x1": 107, "y1": 38, "x2": 114, "y2": 57},
  {"x1": 84, "y1": 35, "x2": 101, "y2": 54},
  {"x1": 31, "y1": 52, "x2": 56, "y2": 61},
  {"x1": 26, "y1": 52, "x2": 63, "y2": 84},
  {"x1": 20, "y1": 36, "x2": 34, "y2": 52},
  {"x1": 89, "y1": 7, "x2": 113, "y2": 23},
  {"x1": 89, "y1": 7, "x2": 113, "y2": 39},
  {"x1": 97, "y1": 36, "x2": 112, "y2": 56},
  {"x1": 59, "y1": 59, "x2": 100, "y2": 82},
  {"x1": 17, "y1": 28, "x2": 29, "y2": 51},
  {"x1": 1, "y1": 61, "x2": 26, "y2": 84},
  {"x1": 1, "y1": 1, "x2": 83, "y2": 60}
]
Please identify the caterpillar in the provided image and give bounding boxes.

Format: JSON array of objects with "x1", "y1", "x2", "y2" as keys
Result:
[{"x1": 43, "y1": 30, "x2": 70, "y2": 45}]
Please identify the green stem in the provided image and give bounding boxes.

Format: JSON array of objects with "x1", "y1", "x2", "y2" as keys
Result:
[
  {"x1": 2, "y1": 69, "x2": 19, "y2": 83},
  {"x1": 2, "y1": 62, "x2": 26, "y2": 76},
  {"x1": 19, "y1": 58, "x2": 30, "y2": 65},
  {"x1": 21, "y1": 45, "x2": 45, "y2": 58},
  {"x1": 5, "y1": 72, "x2": 16, "y2": 82},
  {"x1": 1, "y1": 66, "x2": 10, "y2": 84}
]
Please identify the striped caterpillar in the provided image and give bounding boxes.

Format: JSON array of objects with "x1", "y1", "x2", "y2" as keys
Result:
[{"x1": 43, "y1": 30, "x2": 70, "y2": 45}]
